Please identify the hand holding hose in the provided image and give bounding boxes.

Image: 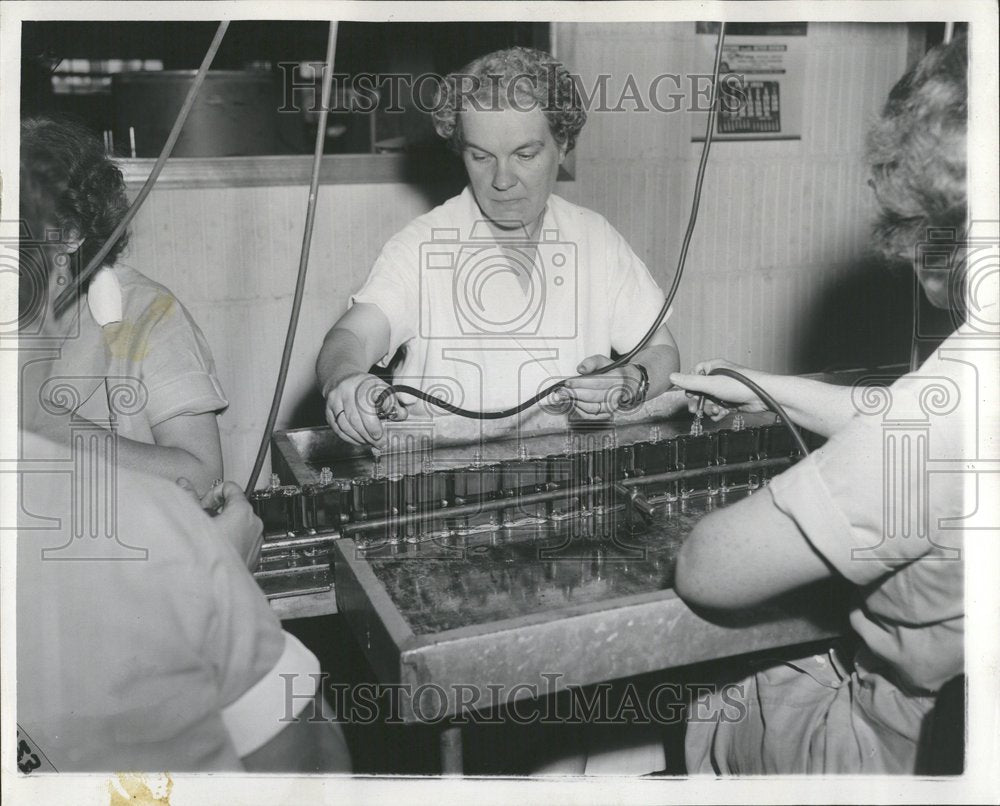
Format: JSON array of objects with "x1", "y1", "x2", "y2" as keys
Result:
[
  {"x1": 670, "y1": 359, "x2": 771, "y2": 421},
  {"x1": 561, "y1": 355, "x2": 644, "y2": 419},
  {"x1": 670, "y1": 360, "x2": 811, "y2": 456},
  {"x1": 323, "y1": 372, "x2": 407, "y2": 447}
]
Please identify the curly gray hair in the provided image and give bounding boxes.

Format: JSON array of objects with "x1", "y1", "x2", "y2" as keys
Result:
[{"x1": 431, "y1": 47, "x2": 587, "y2": 153}]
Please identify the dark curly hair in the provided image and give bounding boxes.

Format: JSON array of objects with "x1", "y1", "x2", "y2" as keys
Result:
[
  {"x1": 866, "y1": 35, "x2": 967, "y2": 262},
  {"x1": 431, "y1": 47, "x2": 587, "y2": 154},
  {"x1": 20, "y1": 116, "x2": 131, "y2": 274}
]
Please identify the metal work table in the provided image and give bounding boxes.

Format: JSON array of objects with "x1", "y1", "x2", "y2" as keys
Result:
[{"x1": 333, "y1": 490, "x2": 848, "y2": 772}]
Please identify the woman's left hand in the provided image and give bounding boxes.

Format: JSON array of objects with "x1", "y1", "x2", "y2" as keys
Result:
[
  {"x1": 177, "y1": 476, "x2": 225, "y2": 512},
  {"x1": 178, "y1": 478, "x2": 263, "y2": 568},
  {"x1": 560, "y1": 355, "x2": 641, "y2": 420}
]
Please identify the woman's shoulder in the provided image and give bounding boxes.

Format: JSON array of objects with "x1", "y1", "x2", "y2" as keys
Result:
[
  {"x1": 109, "y1": 264, "x2": 190, "y2": 318},
  {"x1": 110, "y1": 264, "x2": 176, "y2": 299},
  {"x1": 548, "y1": 193, "x2": 619, "y2": 236},
  {"x1": 374, "y1": 188, "x2": 479, "y2": 263},
  {"x1": 102, "y1": 264, "x2": 214, "y2": 342},
  {"x1": 392, "y1": 187, "x2": 474, "y2": 240}
]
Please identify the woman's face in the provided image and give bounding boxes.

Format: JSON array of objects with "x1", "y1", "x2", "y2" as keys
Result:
[
  {"x1": 459, "y1": 104, "x2": 566, "y2": 238},
  {"x1": 868, "y1": 178, "x2": 961, "y2": 311},
  {"x1": 915, "y1": 258, "x2": 961, "y2": 309}
]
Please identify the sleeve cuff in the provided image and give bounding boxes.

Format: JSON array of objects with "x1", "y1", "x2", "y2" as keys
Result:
[
  {"x1": 145, "y1": 372, "x2": 229, "y2": 426},
  {"x1": 768, "y1": 458, "x2": 894, "y2": 585},
  {"x1": 221, "y1": 632, "x2": 321, "y2": 758}
]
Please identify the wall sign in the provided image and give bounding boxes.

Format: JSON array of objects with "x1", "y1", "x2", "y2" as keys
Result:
[{"x1": 694, "y1": 22, "x2": 807, "y2": 142}]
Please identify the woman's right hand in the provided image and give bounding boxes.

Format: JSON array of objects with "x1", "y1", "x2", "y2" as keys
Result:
[
  {"x1": 323, "y1": 372, "x2": 407, "y2": 446},
  {"x1": 669, "y1": 359, "x2": 772, "y2": 421}
]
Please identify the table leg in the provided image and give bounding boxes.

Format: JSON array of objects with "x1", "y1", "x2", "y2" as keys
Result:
[{"x1": 440, "y1": 723, "x2": 464, "y2": 775}]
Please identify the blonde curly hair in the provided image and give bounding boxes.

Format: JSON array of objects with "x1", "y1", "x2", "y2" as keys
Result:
[
  {"x1": 431, "y1": 47, "x2": 586, "y2": 153},
  {"x1": 866, "y1": 35, "x2": 967, "y2": 261}
]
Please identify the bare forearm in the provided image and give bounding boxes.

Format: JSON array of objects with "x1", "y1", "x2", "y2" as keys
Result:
[
  {"x1": 45, "y1": 418, "x2": 221, "y2": 492},
  {"x1": 755, "y1": 376, "x2": 856, "y2": 438},
  {"x1": 113, "y1": 435, "x2": 221, "y2": 492},
  {"x1": 316, "y1": 304, "x2": 391, "y2": 397},
  {"x1": 317, "y1": 328, "x2": 370, "y2": 395}
]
